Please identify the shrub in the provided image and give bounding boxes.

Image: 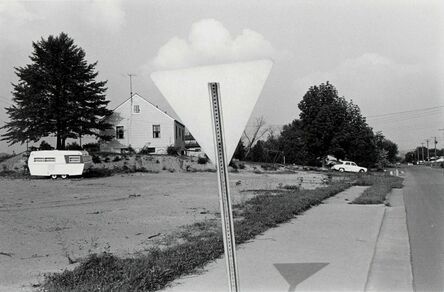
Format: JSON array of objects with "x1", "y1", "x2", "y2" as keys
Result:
[
  {"x1": 66, "y1": 142, "x2": 82, "y2": 150},
  {"x1": 39, "y1": 140, "x2": 54, "y2": 150},
  {"x1": 167, "y1": 145, "x2": 179, "y2": 156},
  {"x1": 197, "y1": 156, "x2": 208, "y2": 164},
  {"x1": 92, "y1": 155, "x2": 101, "y2": 164},
  {"x1": 0, "y1": 154, "x2": 13, "y2": 163},
  {"x1": 140, "y1": 146, "x2": 155, "y2": 155},
  {"x1": 83, "y1": 168, "x2": 113, "y2": 178},
  {"x1": 83, "y1": 143, "x2": 100, "y2": 153},
  {"x1": 261, "y1": 164, "x2": 277, "y2": 171}
]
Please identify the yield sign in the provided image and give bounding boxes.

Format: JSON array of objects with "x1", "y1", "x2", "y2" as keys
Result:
[{"x1": 151, "y1": 59, "x2": 273, "y2": 163}]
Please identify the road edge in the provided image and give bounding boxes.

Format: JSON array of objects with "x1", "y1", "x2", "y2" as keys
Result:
[{"x1": 364, "y1": 188, "x2": 413, "y2": 291}]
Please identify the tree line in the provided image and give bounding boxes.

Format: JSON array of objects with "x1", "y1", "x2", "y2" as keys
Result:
[
  {"x1": 1, "y1": 33, "x2": 398, "y2": 169},
  {"x1": 234, "y1": 82, "x2": 399, "y2": 168}
]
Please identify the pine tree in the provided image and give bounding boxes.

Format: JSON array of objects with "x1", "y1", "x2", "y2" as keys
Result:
[{"x1": 1, "y1": 33, "x2": 112, "y2": 149}]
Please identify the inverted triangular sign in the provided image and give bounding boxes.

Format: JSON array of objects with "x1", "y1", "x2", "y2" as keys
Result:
[{"x1": 151, "y1": 59, "x2": 273, "y2": 163}]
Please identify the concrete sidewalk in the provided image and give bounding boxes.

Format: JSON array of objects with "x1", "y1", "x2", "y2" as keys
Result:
[{"x1": 163, "y1": 186, "x2": 407, "y2": 292}]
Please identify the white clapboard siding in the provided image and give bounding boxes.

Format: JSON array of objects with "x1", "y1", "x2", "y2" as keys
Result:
[{"x1": 100, "y1": 94, "x2": 185, "y2": 153}]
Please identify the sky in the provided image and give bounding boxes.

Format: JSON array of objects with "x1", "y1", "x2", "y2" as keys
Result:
[{"x1": 0, "y1": 0, "x2": 443, "y2": 154}]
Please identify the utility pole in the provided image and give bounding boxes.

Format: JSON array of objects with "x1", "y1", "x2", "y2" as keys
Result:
[
  {"x1": 128, "y1": 74, "x2": 136, "y2": 148},
  {"x1": 421, "y1": 142, "x2": 425, "y2": 163},
  {"x1": 426, "y1": 139, "x2": 430, "y2": 162},
  {"x1": 434, "y1": 137, "x2": 438, "y2": 160},
  {"x1": 416, "y1": 147, "x2": 419, "y2": 164}
]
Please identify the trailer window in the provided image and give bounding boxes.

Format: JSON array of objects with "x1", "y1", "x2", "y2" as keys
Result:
[
  {"x1": 68, "y1": 156, "x2": 81, "y2": 163},
  {"x1": 44, "y1": 157, "x2": 55, "y2": 162},
  {"x1": 34, "y1": 157, "x2": 45, "y2": 162}
]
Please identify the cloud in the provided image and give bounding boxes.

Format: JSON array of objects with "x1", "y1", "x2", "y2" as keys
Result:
[
  {"x1": 0, "y1": 1, "x2": 42, "y2": 29},
  {"x1": 293, "y1": 53, "x2": 429, "y2": 115},
  {"x1": 81, "y1": 0, "x2": 125, "y2": 32},
  {"x1": 0, "y1": 0, "x2": 125, "y2": 40},
  {"x1": 152, "y1": 18, "x2": 288, "y2": 69}
]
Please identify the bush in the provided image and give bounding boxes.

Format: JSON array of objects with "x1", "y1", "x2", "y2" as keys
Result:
[
  {"x1": 167, "y1": 145, "x2": 179, "y2": 156},
  {"x1": 0, "y1": 154, "x2": 13, "y2": 163},
  {"x1": 197, "y1": 156, "x2": 208, "y2": 164},
  {"x1": 261, "y1": 164, "x2": 277, "y2": 171},
  {"x1": 83, "y1": 143, "x2": 100, "y2": 153},
  {"x1": 140, "y1": 146, "x2": 155, "y2": 155},
  {"x1": 83, "y1": 168, "x2": 114, "y2": 178},
  {"x1": 66, "y1": 142, "x2": 82, "y2": 150},
  {"x1": 39, "y1": 140, "x2": 54, "y2": 150},
  {"x1": 92, "y1": 155, "x2": 102, "y2": 164}
]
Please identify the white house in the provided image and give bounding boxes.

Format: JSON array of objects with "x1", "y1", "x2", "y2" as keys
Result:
[{"x1": 100, "y1": 93, "x2": 185, "y2": 154}]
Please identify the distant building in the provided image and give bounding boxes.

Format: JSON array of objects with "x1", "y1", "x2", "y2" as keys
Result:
[
  {"x1": 184, "y1": 131, "x2": 205, "y2": 158},
  {"x1": 100, "y1": 93, "x2": 185, "y2": 154}
]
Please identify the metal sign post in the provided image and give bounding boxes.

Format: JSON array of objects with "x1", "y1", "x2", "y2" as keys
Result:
[
  {"x1": 209, "y1": 82, "x2": 240, "y2": 292},
  {"x1": 151, "y1": 60, "x2": 273, "y2": 292}
]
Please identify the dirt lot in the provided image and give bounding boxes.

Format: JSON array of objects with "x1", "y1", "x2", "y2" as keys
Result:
[{"x1": 0, "y1": 171, "x2": 327, "y2": 291}]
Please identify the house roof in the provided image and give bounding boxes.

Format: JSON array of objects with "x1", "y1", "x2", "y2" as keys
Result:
[{"x1": 109, "y1": 93, "x2": 184, "y2": 126}]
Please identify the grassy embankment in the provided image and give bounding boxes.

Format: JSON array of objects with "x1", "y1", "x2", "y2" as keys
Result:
[
  {"x1": 41, "y1": 172, "x2": 402, "y2": 291},
  {"x1": 352, "y1": 173, "x2": 403, "y2": 204}
]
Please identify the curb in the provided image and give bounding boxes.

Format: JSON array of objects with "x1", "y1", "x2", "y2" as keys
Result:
[
  {"x1": 364, "y1": 207, "x2": 387, "y2": 290},
  {"x1": 364, "y1": 189, "x2": 413, "y2": 291}
]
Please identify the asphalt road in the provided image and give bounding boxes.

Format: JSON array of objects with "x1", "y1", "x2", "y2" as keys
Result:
[{"x1": 403, "y1": 166, "x2": 444, "y2": 292}]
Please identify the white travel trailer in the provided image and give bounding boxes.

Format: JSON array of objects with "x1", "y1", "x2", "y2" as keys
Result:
[{"x1": 28, "y1": 150, "x2": 92, "y2": 179}]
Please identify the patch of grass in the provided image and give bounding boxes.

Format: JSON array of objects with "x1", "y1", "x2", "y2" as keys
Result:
[
  {"x1": 352, "y1": 174, "x2": 403, "y2": 204},
  {"x1": 42, "y1": 180, "x2": 352, "y2": 291}
]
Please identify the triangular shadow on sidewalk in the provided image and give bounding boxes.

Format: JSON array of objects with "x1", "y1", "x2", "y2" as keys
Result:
[{"x1": 274, "y1": 262, "x2": 329, "y2": 292}]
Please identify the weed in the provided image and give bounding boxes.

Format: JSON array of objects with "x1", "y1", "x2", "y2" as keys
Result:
[
  {"x1": 42, "y1": 181, "x2": 352, "y2": 291},
  {"x1": 352, "y1": 174, "x2": 404, "y2": 204},
  {"x1": 197, "y1": 156, "x2": 208, "y2": 164}
]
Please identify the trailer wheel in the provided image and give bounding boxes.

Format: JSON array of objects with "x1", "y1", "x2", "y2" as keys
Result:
[
  {"x1": 61, "y1": 175, "x2": 68, "y2": 179},
  {"x1": 339, "y1": 168, "x2": 345, "y2": 172},
  {"x1": 51, "y1": 175, "x2": 58, "y2": 179}
]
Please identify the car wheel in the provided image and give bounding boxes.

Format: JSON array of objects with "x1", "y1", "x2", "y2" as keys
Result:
[
  {"x1": 359, "y1": 169, "x2": 365, "y2": 173},
  {"x1": 61, "y1": 174, "x2": 68, "y2": 179},
  {"x1": 339, "y1": 168, "x2": 345, "y2": 172},
  {"x1": 51, "y1": 174, "x2": 58, "y2": 179}
]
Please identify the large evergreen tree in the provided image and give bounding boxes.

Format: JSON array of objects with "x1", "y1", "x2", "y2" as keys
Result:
[{"x1": 1, "y1": 33, "x2": 112, "y2": 149}]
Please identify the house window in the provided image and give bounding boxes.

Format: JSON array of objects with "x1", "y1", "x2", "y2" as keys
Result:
[
  {"x1": 133, "y1": 105, "x2": 140, "y2": 113},
  {"x1": 116, "y1": 126, "x2": 124, "y2": 139},
  {"x1": 153, "y1": 125, "x2": 160, "y2": 138}
]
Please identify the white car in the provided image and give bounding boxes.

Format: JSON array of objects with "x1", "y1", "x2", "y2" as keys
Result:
[{"x1": 331, "y1": 161, "x2": 367, "y2": 173}]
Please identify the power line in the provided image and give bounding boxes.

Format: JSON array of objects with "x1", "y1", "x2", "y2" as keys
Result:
[
  {"x1": 367, "y1": 105, "x2": 444, "y2": 119},
  {"x1": 368, "y1": 110, "x2": 443, "y2": 124}
]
